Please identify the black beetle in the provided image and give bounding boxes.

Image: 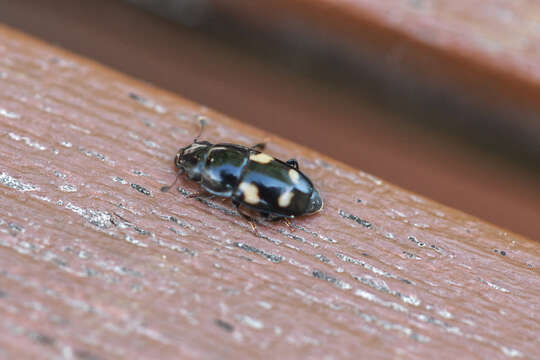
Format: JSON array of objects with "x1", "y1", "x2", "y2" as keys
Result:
[{"x1": 162, "y1": 121, "x2": 323, "y2": 231}]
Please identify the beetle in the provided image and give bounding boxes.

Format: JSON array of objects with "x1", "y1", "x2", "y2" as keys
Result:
[{"x1": 162, "y1": 121, "x2": 323, "y2": 231}]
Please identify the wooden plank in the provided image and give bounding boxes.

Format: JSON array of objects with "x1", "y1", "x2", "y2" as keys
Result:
[
  {"x1": 1, "y1": 0, "x2": 539, "y2": 242},
  {"x1": 0, "y1": 25, "x2": 538, "y2": 359}
]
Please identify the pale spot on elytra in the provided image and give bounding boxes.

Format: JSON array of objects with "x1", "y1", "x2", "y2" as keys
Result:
[
  {"x1": 239, "y1": 182, "x2": 260, "y2": 205},
  {"x1": 249, "y1": 153, "x2": 273, "y2": 164},
  {"x1": 289, "y1": 169, "x2": 300, "y2": 184},
  {"x1": 278, "y1": 191, "x2": 294, "y2": 207}
]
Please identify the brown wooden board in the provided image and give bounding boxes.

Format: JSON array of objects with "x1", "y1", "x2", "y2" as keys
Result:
[
  {"x1": 0, "y1": 25, "x2": 538, "y2": 359},
  {"x1": 1, "y1": 0, "x2": 539, "y2": 244},
  {"x1": 213, "y1": 0, "x2": 540, "y2": 133}
]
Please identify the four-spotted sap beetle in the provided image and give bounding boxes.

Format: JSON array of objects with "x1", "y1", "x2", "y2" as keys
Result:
[{"x1": 162, "y1": 121, "x2": 323, "y2": 231}]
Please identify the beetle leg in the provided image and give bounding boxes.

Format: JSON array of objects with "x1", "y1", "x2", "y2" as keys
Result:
[
  {"x1": 233, "y1": 200, "x2": 259, "y2": 234},
  {"x1": 286, "y1": 159, "x2": 299, "y2": 170},
  {"x1": 187, "y1": 190, "x2": 216, "y2": 200},
  {"x1": 160, "y1": 168, "x2": 185, "y2": 192},
  {"x1": 251, "y1": 142, "x2": 266, "y2": 152},
  {"x1": 282, "y1": 217, "x2": 295, "y2": 231}
]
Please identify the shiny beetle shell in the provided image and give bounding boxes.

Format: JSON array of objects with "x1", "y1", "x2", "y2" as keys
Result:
[{"x1": 174, "y1": 141, "x2": 323, "y2": 219}]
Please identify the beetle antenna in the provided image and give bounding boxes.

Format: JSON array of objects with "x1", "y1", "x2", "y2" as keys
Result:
[
  {"x1": 160, "y1": 169, "x2": 184, "y2": 192},
  {"x1": 193, "y1": 118, "x2": 206, "y2": 143}
]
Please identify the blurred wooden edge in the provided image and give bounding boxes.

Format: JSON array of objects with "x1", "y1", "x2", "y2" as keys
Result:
[
  {"x1": 0, "y1": 25, "x2": 538, "y2": 359},
  {"x1": 208, "y1": 0, "x2": 540, "y2": 159}
]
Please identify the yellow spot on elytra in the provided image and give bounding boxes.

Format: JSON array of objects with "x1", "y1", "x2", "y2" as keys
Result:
[
  {"x1": 289, "y1": 169, "x2": 300, "y2": 184},
  {"x1": 278, "y1": 191, "x2": 294, "y2": 208},
  {"x1": 239, "y1": 182, "x2": 260, "y2": 205},
  {"x1": 249, "y1": 153, "x2": 273, "y2": 164}
]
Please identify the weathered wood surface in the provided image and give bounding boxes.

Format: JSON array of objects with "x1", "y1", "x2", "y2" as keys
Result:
[
  {"x1": 1, "y1": 0, "x2": 539, "y2": 242},
  {"x1": 0, "y1": 25, "x2": 538, "y2": 359}
]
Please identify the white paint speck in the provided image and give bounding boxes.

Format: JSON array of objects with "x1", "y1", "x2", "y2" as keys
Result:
[
  {"x1": 437, "y1": 308, "x2": 453, "y2": 319},
  {"x1": 59, "y1": 184, "x2": 77, "y2": 192},
  {"x1": 481, "y1": 279, "x2": 510, "y2": 293},
  {"x1": 112, "y1": 176, "x2": 128, "y2": 184},
  {"x1": 402, "y1": 294, "x2": 421, "y2": 306},
  {"x1": 239, "y1": 315, "x2": 264, "y2": 329},
  {"x1": 355, "y1": 289, "x2": 377, "y2": 302},
  {"x1": 69, "y1": 124, "x2": 91, "y2": 134},
  {"x1": 0, "y1": 108, "x2": 20, "y2": 119},
  {"x1": 8, "y1": 132, "x2": 46, "y2": 150},
  {"x1": 391, "y1": 209, "x2": 407, "y2": 218},
  {"x1": 31, "y1": 194, "x2": 51, "y2": 203},
  {"x1": 60, "y1": 141, "x2": 72, "y2": 148},
  {"x1": 501, "y1": 346, "x2": 523, "y2": 358},
  {"x1": 143, "y1": 140, "x2": 160, "y2": 148},
  {"x1": 125, "y1": 235, "x2": 148, "y2": 248},
  {"x1": 257, "y1": 301, "x2": 272, "y2": 310}
]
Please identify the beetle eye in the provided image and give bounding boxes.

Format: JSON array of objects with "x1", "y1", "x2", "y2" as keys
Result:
[{"x1": 187, "y1": 156, "x2": 199, "y2": 166}]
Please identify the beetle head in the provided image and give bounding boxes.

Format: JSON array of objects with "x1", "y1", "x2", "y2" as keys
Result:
[
  {"x1": 175, "y1": 141, "x2": 212, "y2": 181},
  {"x1": 305, "y1": 188, "x2": 323, "y2": 214}
]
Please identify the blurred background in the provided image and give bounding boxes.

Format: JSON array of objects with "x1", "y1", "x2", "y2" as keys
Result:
[{"x1": 1, "y1": 0, "x2": 538, "y2": 239}]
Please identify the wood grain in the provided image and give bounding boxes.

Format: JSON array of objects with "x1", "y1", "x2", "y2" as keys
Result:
[
  {"x1": 2, "y1": 0, "x2": 539, "y2": 243},
  {"x1": 0, "y1": 25, "x2": 538, "y2": 359}
]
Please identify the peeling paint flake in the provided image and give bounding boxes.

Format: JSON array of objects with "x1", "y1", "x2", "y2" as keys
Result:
[
  {"x1": 233, "y1": 242, "x2": 282, "y2": 263},
  {"x1": 338, "y1": 252, "x2": 414, "y2": 285},
  {"x1": 78, "y1": 146, "x2": 106, "y2": 161},
  {"x1": 0, "y1": 172, "x2": 39, "y2": 192},
  {"x1": 339, "y1": 209, "x2": 372, "y2": 228},
  {"x1": 479, "y1": 278, "x2": 510, "y2": 293},
  {"x1": 65, "y1": 202, "x2": 113, "y2": 229},
  {"x1": 157, "y1": 214, "x2": 194, "y2": 230},
  {"x1": 59, "y1": 184, "x2": 77, "y2": 192},
  {"x1": 312, "y1": 269, "x2": 351, "y2": 290},
  {"x1": 130, "y1": 183, "x2": 152, "y2": 196}
]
